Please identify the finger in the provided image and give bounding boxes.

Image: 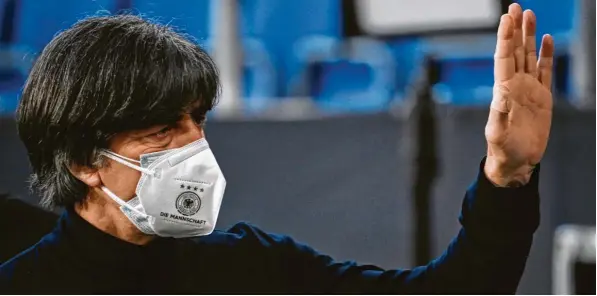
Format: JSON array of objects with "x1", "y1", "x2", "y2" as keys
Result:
[
  {"x1": 494, "y1": 14, "x2": 516, "y2": 82},
  {"x1": 538, "y1": 34, "x2": 555, "y2": 88},
  {"x1": 523, "y1": 10, "x2": 538, "y2": 77},
  {"x1": 508, "y1": 4, "x2": 525, "y2": 73}
]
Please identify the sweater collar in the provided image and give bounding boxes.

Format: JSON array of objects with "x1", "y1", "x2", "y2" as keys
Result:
[{"x1": 52, "y1": 208, "x2": 179, "y2": 275}]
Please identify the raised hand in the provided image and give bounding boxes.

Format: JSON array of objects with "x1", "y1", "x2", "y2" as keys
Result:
[{"x1": 484, "y1": 3, "x2": 555, "y2": 187}]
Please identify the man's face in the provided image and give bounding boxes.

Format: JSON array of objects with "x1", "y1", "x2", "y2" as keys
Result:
[{"x1": 96, "y1": 113, "x2": 205, "y2": 202}]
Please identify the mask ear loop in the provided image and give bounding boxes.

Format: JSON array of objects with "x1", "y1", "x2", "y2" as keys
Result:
[
  {"x1": 101, "y1": 150, "x2": 140, "y2": 163},
  {"x1": 100, "y1": 151, "x2": 155, "y2": 176},
  {"x1": 100, "y1": 186, "x2": 147, "y2": 217}
]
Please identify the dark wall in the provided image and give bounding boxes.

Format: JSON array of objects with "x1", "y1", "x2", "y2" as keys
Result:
[{"x1": 0, "y1": 107, "x2": 594, "y2": 294}]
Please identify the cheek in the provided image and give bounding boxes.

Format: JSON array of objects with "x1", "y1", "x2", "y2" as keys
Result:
[{"x1": 98, "y1": 161, "x2": 142, "y2": 201}]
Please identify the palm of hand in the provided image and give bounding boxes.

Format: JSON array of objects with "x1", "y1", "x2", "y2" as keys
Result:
[
  {"x1": 487, "y1": 73, "x2": 552, "y2": 168},
  {"x1": 485, "y1": 4, "x2": 554, "y2": 183}
]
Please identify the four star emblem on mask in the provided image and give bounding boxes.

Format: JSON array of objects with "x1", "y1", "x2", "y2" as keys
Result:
[{"x1": 179, "y1": 184, "x2": 204, "y2": 192}]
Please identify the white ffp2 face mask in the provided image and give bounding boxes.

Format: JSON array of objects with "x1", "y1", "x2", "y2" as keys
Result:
[{"x1": 99, "y1": 139, "x2": 226, "y2": 238}]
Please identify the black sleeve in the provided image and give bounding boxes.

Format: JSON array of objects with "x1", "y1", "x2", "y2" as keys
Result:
[{"x1": 233, "y1": 157, "x2": 540, "y2": 294}]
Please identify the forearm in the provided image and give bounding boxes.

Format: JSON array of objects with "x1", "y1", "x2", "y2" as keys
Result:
[
  {"x1": 396, "y1": 157, "x2": 540, "y2": 294},
  {"x1": 279, "y1": 158, "x2": 540, "y2": 294}
]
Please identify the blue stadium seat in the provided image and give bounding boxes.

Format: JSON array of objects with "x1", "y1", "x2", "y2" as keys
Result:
[
  {"x1": 516, "y1": 0, "x2": 574, "y2": 42},
  {"x1": 310, "y1": 59, "x2": 375, "y2": 112},
  {"x1": 0, "y1": 90, "x2": 19, "y2": 114},
  {"x1": 15, "y1": 0, "x2": 116, "y2": 53},
  {"x1": 0, "y1": 0, "x2": 119, "y2": 114},
  {"x1": 0, "y1": 1, "x2": 27, "y2": 95},
  {"x1": 242, "y1": 37, "x2": 277, "y2": 113},
  {"x1": 309, "y1": 38, "x2": 396, "y2": 113},
  {"x1": 386, "y1": 38, "x2": 426, "y2": 103},
  {"x1": 517, "y1": 0, "x2": 581, "y2": 98},
  {"x1": 287, "y1": 35, "x2": 341, "y2": 97},
  {"x1": 239, "y1": 0, "x2": 342, "y2": 97},
  {"x1": 433, "y1": 56, "x2": 494, "y2": 105},
  {"x1": 130, "y1": 0, "x2": 211, "y2": 42}
]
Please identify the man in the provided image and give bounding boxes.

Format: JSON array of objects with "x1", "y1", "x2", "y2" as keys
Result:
[
  {"x1": 0, "y1": 3, "x2": 554, "y2": 293},
  {"x1": 0, "y1": 193, "x2": 57, "y2": 264}
]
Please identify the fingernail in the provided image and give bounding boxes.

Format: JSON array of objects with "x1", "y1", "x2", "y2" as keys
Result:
[
  {"x1": 524, "y1": 10, "x2": 535, "y2": 23},
  {"x1": 509, "y1": 3, "x2": 521, "y2": 13}
]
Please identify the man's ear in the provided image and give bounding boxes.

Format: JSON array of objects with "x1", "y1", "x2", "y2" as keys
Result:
[{"x1": 69, "y1": 164, "x2": 101, "y2": 187}]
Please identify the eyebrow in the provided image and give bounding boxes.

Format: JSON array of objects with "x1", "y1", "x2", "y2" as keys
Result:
[{"x1": 129, "y1": 113, "x2": 186, "y2": 137}]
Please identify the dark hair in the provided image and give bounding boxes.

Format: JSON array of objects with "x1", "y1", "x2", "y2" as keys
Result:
[{"x1": 16, "y1": 14, "x2": 220, "y2": 208}]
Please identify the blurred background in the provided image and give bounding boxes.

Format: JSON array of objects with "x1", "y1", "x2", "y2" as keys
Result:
[{"x1": 0, "y1": 0, "x2": 594, "y2": 294}]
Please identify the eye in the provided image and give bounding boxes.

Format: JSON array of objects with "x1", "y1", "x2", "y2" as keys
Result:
[{"x1": 148, "y1": 125, "x2": 173, "y2": 140}]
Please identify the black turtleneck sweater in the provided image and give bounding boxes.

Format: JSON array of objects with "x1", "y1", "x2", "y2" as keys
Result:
[{"x1": 0, "y1": 160, "x2": 540, "y2": 294}]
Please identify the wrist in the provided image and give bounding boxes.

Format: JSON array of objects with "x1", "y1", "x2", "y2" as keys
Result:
[{"x1": 484, "y1": 156, "x2": 535, "y2": 187}]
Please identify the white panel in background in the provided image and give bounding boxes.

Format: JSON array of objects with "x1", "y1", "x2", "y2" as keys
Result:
[{"x1": 355, "y1": 0, "x2": 501, "y2": 35}]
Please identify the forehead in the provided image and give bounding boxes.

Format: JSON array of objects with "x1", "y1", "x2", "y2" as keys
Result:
[
  {"x1": 115, "y1": 101, "x2": 204, "y2": 136},
  {"x1": 112, "y1": 98, "x2": 204, "y2": 132}
]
